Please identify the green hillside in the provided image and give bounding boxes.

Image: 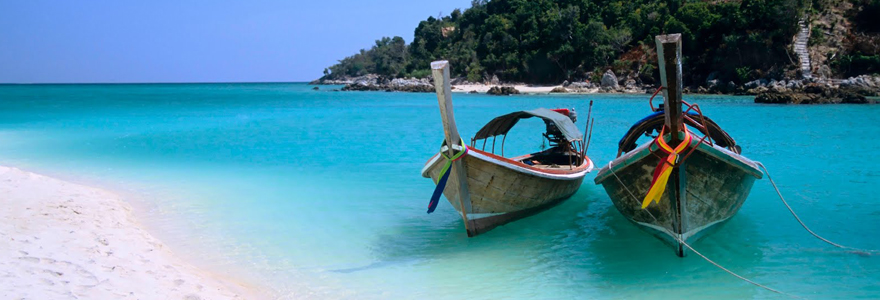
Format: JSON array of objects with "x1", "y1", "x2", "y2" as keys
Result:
[{"x1": 320, "y1": 0, "x2": 879, "y2": 86}]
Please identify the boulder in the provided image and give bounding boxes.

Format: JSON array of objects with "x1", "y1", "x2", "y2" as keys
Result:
[
  {"x1": 490, "y1": 75, "x2": 500, "y2": 85},
  {"x1": 487, "y1": 86, "x2": 520, "y2": 95},
  {"x1": 840, "y1": 75, "x2": 880, "y2": 95},
  {"x1": 341, "y1": 76, "x2": 434, "y2": 92},
  {"x1": 816, "y1": 65, "x2": 833, "y2": 78},
  {"x1": 568, "y1": 81, "x2": 592, "y2": 89},
  {"x1": 755, "y1": 92, "x2": 813, "y2": 104},
  {"x1": 449, "y1": 77, "x2": 468, "y2": 85},
  {"x1": 744, "y1": 79, "x2": 769, "y2": 89},
  {"x1": 706, "y1": 79, "x2": 720, "y2": 91},
  {"x1": 550, "y1": 87, "x2": 568, "y2": 93},
  {"x1": 744, "y1": 80, "x2": 760, "y2": 89},
  {"x1": 566, "y1": 81, "x2": 597, "y2": 93},
  {"x1": 745, "y1": 86, "x2": 769, "y2": 95},
  {"x1": 840, "y1": 86, "x2": 879, "y2": 97},
  {"x1": 768, "y1": 85, "x2": 789, "y2": 93},
  {"x1": 706, "y1": 71, "x2": 720, "y2": 83},
  {"x1": 389, "y1": 77, "x2": 433, "y2": 91},
  {"x1": 342, "y1": 83, "x2": 380, "y2": 91},
  {"x1": 601, "y1": 70, "x2": 619, "y2": 89}
]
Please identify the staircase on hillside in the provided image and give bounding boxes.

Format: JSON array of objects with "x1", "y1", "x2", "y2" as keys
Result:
[{"x1": 794, "y1": 17, "x2": 813, "y2": 79}]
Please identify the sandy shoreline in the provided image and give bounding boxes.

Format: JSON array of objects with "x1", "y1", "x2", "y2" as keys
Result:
[
  {"x1": 451, "y1": 84, "x2": 565, "y2": 94},
  {"x1": 450, "y1": 83, "x2": 640, "y2": 94},
  {"x1": 0, "y1": 166, "x2": 265, "y2": 299}
]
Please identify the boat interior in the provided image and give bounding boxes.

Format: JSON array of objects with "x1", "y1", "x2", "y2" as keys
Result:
[
  {"x1": 513, "y1": 149, "x2": 586, "y2": 169},
  {"x1": 468, "y1": 107, "x2": 592, "y2": 170}
]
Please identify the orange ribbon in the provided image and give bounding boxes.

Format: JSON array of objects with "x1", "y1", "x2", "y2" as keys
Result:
[{"x1": 641, "y1": 127, "x2": 692, "y2": 209}]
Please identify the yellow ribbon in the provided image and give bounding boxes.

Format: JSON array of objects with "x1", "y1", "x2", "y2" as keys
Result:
[{"x1": 641, "y1": 128, "x2": 692, "y2": 209}]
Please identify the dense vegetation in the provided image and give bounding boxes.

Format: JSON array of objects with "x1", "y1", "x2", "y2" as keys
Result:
[
  {"x1": 833, "y1": 0, "x2": 880, "y2": 76},
  {"x1": 322, "y1": 0, "x2": 877, "y2": 85}
]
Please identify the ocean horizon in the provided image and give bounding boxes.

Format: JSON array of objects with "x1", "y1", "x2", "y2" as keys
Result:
[{"x1": 1, "y1": 82, "x2": 878, "y2": 299}]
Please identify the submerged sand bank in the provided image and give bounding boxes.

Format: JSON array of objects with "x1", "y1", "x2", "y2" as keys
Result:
[{"x1": 0, "y1": 166, "x2": 263, "y2": 299}]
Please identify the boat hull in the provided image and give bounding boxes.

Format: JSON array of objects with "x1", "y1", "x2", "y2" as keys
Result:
[
  {"x1": 423, "y1": 149, "x2": 592, "y2": 236},
  {"x1": 594, "y1": 141, "x2": 762, "y2": 256}
]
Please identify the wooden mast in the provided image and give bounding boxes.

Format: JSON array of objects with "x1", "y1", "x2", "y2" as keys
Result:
[
  {"x1": 431, "y1": 60, "x2": 476, "y2": 237},
  {"x1": 655, "y1": 34, "x2": 687, "y2": 256},
  {"x1": 656, "y1": 34, "x2": 684, "y2": 142}
]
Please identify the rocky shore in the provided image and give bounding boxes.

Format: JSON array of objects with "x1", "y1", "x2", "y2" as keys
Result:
[
  {"x1": 311, "y1": 69, "x2": 652, "y2": 95},
  {"x1": 755, "y1": 84, "x2": 875, "y2": 104},
  {"x1": 311, "y1": 72, "x2": 880, "y2": 103},
  {"x1": 751, "y1": 75, "x2": 879, "y2": 104},
  {"x1": 311, "y1": 74, "x2": 434, "y2": 92}
]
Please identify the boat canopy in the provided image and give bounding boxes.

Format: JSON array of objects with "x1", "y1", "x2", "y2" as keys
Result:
[{"x1": 473, "y1": 108, "x2": 583, "y2": 142}]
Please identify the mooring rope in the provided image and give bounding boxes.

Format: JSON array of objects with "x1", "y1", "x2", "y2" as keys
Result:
[
  {"x1": 606, "y1": 162, "x2": 801, "y2": 299},
  {"x1": 756, "y1": 162, "x2": 879, "y2": 255}
]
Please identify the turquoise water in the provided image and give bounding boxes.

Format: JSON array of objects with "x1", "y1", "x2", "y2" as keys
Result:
[{"x1": 1, "y1": 83, "x2": 878, "y2": 299}]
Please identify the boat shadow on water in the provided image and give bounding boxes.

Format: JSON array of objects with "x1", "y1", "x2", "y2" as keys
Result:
[{"x1": 330, "y1": 188, "x2": 602, "y2": 274}]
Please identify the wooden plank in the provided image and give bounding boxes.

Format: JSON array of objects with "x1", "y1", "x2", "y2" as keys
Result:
[{"x1": 431, "y1": 60, "x2": 476, "y2": 236}]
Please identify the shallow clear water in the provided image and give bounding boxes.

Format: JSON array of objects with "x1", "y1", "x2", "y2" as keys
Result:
[{"x1": 1, "y1": 83, "x2": 878, "y2": 299}]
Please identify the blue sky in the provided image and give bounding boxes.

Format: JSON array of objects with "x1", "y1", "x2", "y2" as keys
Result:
[{"x1": 0, "y1": 1, "x2": 472, "y2": 83}]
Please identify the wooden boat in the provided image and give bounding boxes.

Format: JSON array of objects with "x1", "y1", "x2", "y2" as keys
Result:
[
  {"x1": 422, "y1": 61, "x2": 594, "y2": 237},
  {"x1": 593, "y1": 34, "x2": 763, "y2": 256}
]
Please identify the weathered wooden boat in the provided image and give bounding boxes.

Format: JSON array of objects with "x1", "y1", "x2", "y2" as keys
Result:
[
  {"x1": 422, "y1": 60, "x2": 594, "y2": 237},
  {"x1": 593, "y1": 34, "x2": 763, "y2": 256}
]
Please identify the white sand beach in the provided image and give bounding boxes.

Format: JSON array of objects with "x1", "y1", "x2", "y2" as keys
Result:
[
  {"x1": 452, "y1": 84, "x2": 564, "y2": 94},
  {"x1": 452, "y1": 84, "x2": 607, "y2": 94},
  {"x1": 0, "y1": 166, "x2": 263, "y2": 299}
]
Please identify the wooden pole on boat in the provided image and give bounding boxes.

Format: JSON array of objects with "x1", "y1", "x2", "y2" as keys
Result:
[
  {"x1": 656, "y1": 34, "x2": 684, "y2": 144},
  {"x1": 655, "y1": 34, "x2": 687, "y2": 256},
  {"x1": 431, "y1": 60, "x2": 476, "y2": 237},
  {"x1": 581, "y1": 100, "x2": 594, "y2": 158}
]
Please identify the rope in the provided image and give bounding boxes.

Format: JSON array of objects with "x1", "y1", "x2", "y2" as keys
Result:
[
  {"x1": 427, "y1": 138, "x2": 468, "y2": 214},
  {"x1": 678, "y1": 240, "x2": 801, "y2": 298},
  {"x1": 606, "y1": 162, "x2": 801, "y2": 298},
  {"x1": 642, "y1": 127, "x2": 692, "y2": 209},
  {"x1": 649, "y1": 86, "x2": 664, "y2": 111},
  {"x1": 756, "y1": 162, "x2": 879, "y2": 255}
]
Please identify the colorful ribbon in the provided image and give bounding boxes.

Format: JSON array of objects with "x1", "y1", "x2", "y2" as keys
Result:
[
  {"x1": 641, "y1": 127, "x2": 692, "y2": 209},
  {"x1": 427, "y1": 138, "x2": 468, "y2": 213}
]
